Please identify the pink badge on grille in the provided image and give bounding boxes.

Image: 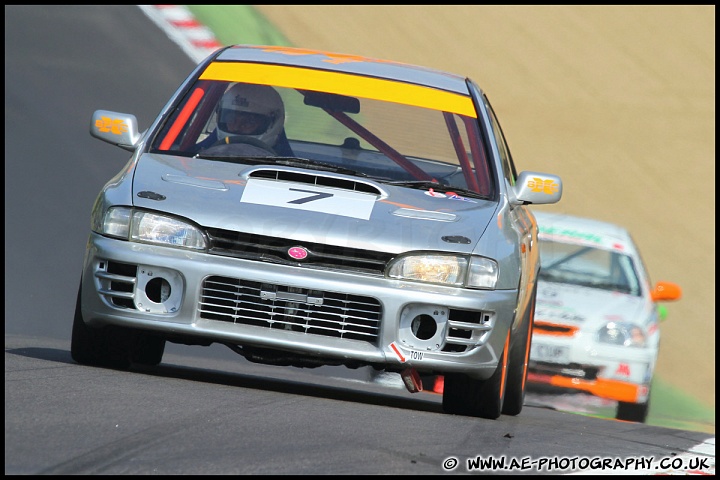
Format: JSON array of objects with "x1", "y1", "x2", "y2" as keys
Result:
[{"x1": 288, "y1": 246, "x2": 308, "y2": 260}]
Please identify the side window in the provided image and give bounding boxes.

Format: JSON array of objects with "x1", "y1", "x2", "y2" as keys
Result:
[{"x1": 483, "y1": 95, "x2": 518, "y2": 185}]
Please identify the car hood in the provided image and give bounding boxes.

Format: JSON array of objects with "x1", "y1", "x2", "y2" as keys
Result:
[
  {"x1": 129, "y1": 153, "x2": 498, "y2": 254},
  {"x1": 535, "y1": 281, "x2": 650, "y2": 329}
]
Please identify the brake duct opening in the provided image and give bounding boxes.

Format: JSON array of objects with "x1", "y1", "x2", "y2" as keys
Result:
[{"x1": 398, "y1": 304, "x2": 448, "y2": 351}]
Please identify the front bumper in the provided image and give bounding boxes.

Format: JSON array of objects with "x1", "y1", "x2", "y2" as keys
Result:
[
  {"x1": 527, "y1": 332, "x2": 656, "y2": 403},
  {"x1": 80, "y1": 234, "x2": 520, "y2": 379}
]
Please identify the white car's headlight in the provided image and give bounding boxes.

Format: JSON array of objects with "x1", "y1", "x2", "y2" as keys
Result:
[
  {"x1": 597, "y1": 322, "x2": 646, "y2": 348},
  {"x1": 386, "y1": 254, "x2": 498, "y2": 289},
  {"x1": 94, "y1": 207, "x2": 206, "y2": 250}
]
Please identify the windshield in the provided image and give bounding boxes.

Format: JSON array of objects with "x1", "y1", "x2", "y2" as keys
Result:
[
  {"x1": 538, "y1": 239, "x2": 641, "y2": 296},
  {"x1": 149, "y1": 76, "x2": 495, "y2": 198}
]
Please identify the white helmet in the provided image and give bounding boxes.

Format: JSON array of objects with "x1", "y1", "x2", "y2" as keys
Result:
[{"x1": 215, "y1": 83, "x2": 285, "y2": 146}]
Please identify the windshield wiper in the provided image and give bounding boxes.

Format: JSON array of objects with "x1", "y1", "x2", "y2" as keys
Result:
[
  {"x1": 269, "y1": 157, "x2": 369, "y2": 177},
  {"x1": 193, "y1": 154, "x2": 273, "y2": 164},
  {"x1": 539, "y1": 274, "x2": 634, "y2": 295},
  {"x1": 589, "y1": 282, "x2": 634, "y2": 294},
  {"x1": 193, "y1": 154, "x2": 369, "y2": 178},
  {"x1": 382, "y1": 180, "x2": 485, "y2": 199}
]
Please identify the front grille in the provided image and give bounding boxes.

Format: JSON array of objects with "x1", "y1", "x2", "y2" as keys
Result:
[
  {"x1": 205, "y1": 228, "x2": 394, "y2": 275},
  {"x1": 200, "y1": 276, "x2": 382, "y2": 344},
  {"x1": 529, "y1": 362, "x2": 600, "y2": 380},
  {"x1": 533, "y1": 321, "x2": 578, "y2": 337}
]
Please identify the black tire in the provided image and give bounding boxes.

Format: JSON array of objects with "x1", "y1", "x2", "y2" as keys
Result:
[
  {"x1": 502, "y1": 284, "x2": 537, "y2": 416},
  {"x1": 71, "y1": 284, "x2": 132, "y2": 369},
  {"x1": 71, "y1": 283, "x2": 165, "y2": 369},
  {"x1": 442, "y1": 333, "x2": 510, "y2": 419},
  {"x1": 130, "y1": 333, "x2": 166, "y2": 366},
  {"x1": 616, "y1": 399, "x2": 650, "y2": 423}
]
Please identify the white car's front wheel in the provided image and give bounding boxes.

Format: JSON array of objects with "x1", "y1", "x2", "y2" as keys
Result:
[{"x1": 616, "y1": 398, "x2": 650, "y2": 423}]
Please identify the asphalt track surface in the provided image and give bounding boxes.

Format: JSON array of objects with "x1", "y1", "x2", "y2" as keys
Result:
[{"x1": 4, "y1": 6, "x2": 714, "y2": 475}]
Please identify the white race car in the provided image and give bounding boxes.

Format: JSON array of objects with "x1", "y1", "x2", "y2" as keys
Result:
[{"x1": 527, "y1": 211, "x2": 682, "y2": 423}]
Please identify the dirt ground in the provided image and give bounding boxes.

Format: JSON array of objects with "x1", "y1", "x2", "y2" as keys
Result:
[{"x1": 254, "y1": 5, "x2": 715, "y2": 408}]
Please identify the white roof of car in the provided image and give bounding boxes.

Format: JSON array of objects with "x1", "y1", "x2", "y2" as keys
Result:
[{"x1": 532, "y1": 211, "x2": 639, "y2": 256}]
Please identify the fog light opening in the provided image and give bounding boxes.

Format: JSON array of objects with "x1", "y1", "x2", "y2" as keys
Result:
[
  {"x1": 411, "y1": 315, "x2": 438, "y2": 340},
  {"x1": 145, "y1": 277, "x2": 171, "y2": 303}
]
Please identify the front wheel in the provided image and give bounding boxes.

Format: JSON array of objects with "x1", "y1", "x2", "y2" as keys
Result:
[
  {"x1": 442, "y1": 332, "x2": 510, "y2": 419},
  {"x1": 71, "y1": 283, "x2": 165, "y2": 369},
  {"x1": 130, "y1": 334, "x2": 166, "y2": 366},
  {"x1": 502, "y1": 283, "x2": 537, "y2": 415},
  {"x1": 616, "y1": 399, "x2": 650, "y2": 423}
]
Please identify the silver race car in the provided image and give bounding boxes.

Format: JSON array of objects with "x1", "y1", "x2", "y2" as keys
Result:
[
  {"x1": 72, "y1": 45, "x2": 563, "y2": 419},
  {"x1": 528, "y1": 211, "x2": 682, "y2": 422}
]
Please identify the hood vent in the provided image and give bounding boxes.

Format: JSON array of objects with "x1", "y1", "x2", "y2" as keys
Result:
[{"x1": 248, "y1": 168, "x2": 382, "y2": 196}]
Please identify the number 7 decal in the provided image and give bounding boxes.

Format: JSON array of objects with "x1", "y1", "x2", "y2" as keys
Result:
[
  {"x1": 288, "y1": 188, "x2": 334, "y2": 204},
  {"x1": 241, "y1": 178, "x2": 374, "y2": 220}
]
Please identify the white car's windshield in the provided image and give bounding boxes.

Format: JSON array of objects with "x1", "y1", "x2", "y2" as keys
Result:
[{"x1": 538, "y1": 240, "x2": 641, "y2": 296}]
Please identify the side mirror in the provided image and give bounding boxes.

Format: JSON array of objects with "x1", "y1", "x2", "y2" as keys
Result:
[
  {"x1": 651, "y1": 281, "x2": 682, "y2": 302},
  {"x1": 509, "y1": 171, "x2": 563, "y2": 205},
  {"x1": 90, "y1": 110, "x2": 142, "y2": 151}
]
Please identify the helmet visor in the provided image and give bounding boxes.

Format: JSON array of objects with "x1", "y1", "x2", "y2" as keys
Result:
[{"x1": 219, "y1": 110, "x2": 273, "y2": 136}]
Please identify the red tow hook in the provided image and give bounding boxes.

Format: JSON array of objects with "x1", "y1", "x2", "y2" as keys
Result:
[
  {"x1": 432, "y1": 375, "x2": 444, "y2": 394},
  {"x1": 400, "y1": 367, "x2": 423, "y2": 393}
]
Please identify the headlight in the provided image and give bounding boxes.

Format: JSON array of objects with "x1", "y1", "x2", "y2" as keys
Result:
[
  {"x1": 386, "y1": 254, "x2": 498, "y2": 289},
  {"x1": 102, "y1": 206, "x2": 132, "y2": 239},
  {"x1": 597, "y1": 322, "x2": 646, "y2": 348},
  {"x1": 467, "y1": 256, "x2": 499, "y2": 289},
  {"x1": 94, "y1": 207, "x2": 206, "y2": 250},
  {"x1": 131, "y1": 211, "x2": 206, "y2": 250}
]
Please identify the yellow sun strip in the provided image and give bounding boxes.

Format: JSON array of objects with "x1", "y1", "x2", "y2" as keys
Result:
[{"x1": 199, "y1": 62, "x2": 477, "y2": 118}]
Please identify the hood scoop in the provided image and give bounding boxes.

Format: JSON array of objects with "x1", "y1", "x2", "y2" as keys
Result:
[{"x1": 248, "y1": 168, "x2": 383, "y2": 196}]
